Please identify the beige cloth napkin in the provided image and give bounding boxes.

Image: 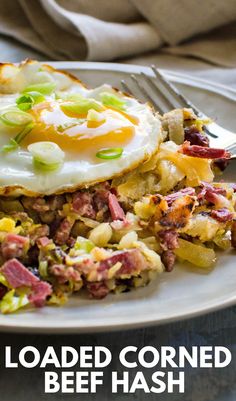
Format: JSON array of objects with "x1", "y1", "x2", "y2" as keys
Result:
[{"x1": 0, "y1": 0, "x2": 235, "y2": 66}]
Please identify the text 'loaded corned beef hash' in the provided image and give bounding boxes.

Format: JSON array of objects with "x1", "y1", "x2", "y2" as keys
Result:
[{"x1": 0, "y1": 60, "x2": 235, "y2": 313}]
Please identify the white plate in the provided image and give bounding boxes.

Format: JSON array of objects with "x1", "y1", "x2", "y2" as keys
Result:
[{"x1": 0, "y1": 62, "x2": 236, "y2": 333}]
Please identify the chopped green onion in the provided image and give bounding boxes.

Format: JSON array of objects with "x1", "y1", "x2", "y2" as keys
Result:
[
  {"x1": 100, "y1": 92, "x2": 126, "y2": 111},
  {"x1": 2, "y1": 139, "x2": 19, "y2": 153},
  {"x1": 16, "y1": 92, "x2": 46, "y2": 111},
  {"x1": 0, "y1": 109, "x2": 33, "y2": 127},
  {"x1": 1, "y1": 122, "x2": 34, "y2": 153},
  {"x1": 74, "y1": 236, "x2": 94, "y2": 253},
  {"x1": 28, "y1": 141, "x2": 65, "y2": 172},
  {"x1": 24, "y1": 91, "x2": 45, "y2": 104},
  {"x1": 14, "y1": 122, "x2": 35, "y2": 144},
  {"x1": 56, "y1": 92, "x2": 84, "y2": 102},
  {"x1": 23, "y1": 82, "x2": 56, "y2": 95},
  {"x1": 96, "y1": 147, "x2": 123, "y2": 160},
  {"x1": 61, "y1": 99, "x2": 105, "y2": 115},
  {"x1": 16, "y1": 94, "x2": 34, "y2": 111}
]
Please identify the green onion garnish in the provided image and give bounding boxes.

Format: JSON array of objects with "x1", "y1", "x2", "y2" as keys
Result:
[
  {"x1": 1, "y1": 122, "x2": 34, "y2": 153},
  {"x1": 23, "y1": 82, "x2": 56, "y2": 95},
  {"x1": 16, "y1": 94, "x2": 34, "y2": 111},
  {"x1": 96, "y1": 147, "x2": 123, "y2": 160},
  {"x1": 100, "y1": 92, "x2": 126, "y2": 111},
  {"x1": 14, "y1": 122, "x2": 34, "y2": 144},
  {"x1": 1, "y1": 138, "x2": 19, "y2": 153},
  {"x1": 0, "y1": 110, "x2": 33, "y2": 127},
  {"x1": 61, "y1": 99, "x2": 105, "y2": 115},
  {"x1": 16, "y1": 91, "x2": 46, "y2": 111},
  {"x1": 28, "y1": 141, "x2": 65, "y2": 172}
]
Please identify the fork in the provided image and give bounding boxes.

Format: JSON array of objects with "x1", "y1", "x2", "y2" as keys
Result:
[{"x1": 121, "y1": 66, "x2": 236, "y2": 158}]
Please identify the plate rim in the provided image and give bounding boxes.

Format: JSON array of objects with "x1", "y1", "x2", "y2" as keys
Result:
[{"x1": 0, "y1": 61, "x2": 236, "y2": 333}]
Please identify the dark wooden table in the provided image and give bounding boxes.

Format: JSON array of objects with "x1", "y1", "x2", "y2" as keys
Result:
[{"x1": 0, "y1": 35, "x2": 236, "y2": 401}]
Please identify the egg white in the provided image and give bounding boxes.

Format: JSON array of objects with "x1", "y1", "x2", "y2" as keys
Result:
[{"x1": 0, "y1": 60, "x2": 163, "y2": 196}]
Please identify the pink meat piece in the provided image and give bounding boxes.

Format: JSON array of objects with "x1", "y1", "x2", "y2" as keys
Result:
[
  {"x1": 72, "y1": 192, "x2": 96, "y2": 219},
  {"x1": 180, "y1": 141, "x2": 230, "y2": 159},
  {"x1": 50, "y1": 264, "x2": 81, "y2": 284},
  {"x1": 87, "y1": 282, "x2": 109, "y2": 299},
  {"x1": 161, "y1": 250, "x2": 176, "y2": 272},
  {"x1": 54, "y1": 218, "x2": 74, "y2": 245},
  {"x1": 93, "y1": 188, "x2": 110, "y2": 211},
  {"x1": 210, "y1": 208, "x2": 234, "y2": 223},
  {"x1": 108, "y1": 193, "x2": 126, "y2": 221},
  {"x1": 1, "y1": 234, "x2": 29, "y2": 260},
  {"x1": 198, "y1": 183, "x2": 227, "y2": 205},
  {"x1": 28, "y1": 281, "x2": 52, "y2": 307},
  {"x1": 98, "y1": 249, "x2": 147, "y2": 277},
  {"x1": 184, "y1": 126, "x2": 209, "y2": 147},
  {"x1": 205, "y1": 192, "x2": 227, "y2": 206},
  {"x1": 22, "y1": 197, "x2": 50, "y2": 212},
  {"x1": 1, "y1": 258, "x2": 38, "y2": 288},
  {"x1": 159, "y1": 230, "x2": 179, "y2": 250},
  {"x1": 1, "y1": 259, "x2": 52, "y2": 308},
  {"x1": 30, "y1": 225, "x2": 50, "y2": 243},
  {"x1": 36, "y1": 236, "x2": 52, "y2": 248},
  {"x1": 165, "y1": 188, "x2": 195, "y2": 205}
]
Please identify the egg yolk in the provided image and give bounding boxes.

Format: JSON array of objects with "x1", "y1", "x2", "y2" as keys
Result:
[{"x1": 23, "y1": 101, "x2": 137, "y2": 154}]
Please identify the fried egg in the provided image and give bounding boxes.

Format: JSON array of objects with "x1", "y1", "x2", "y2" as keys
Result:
[{"x1": 0, "y1": 60, "x2": 162, "y2": 196}]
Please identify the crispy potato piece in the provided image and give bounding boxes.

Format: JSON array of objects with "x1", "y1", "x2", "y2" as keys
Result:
[{"x1": 175, "y1": 238, "x2": 216, "y2": 268}]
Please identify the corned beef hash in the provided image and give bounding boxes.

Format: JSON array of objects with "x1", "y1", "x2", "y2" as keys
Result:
[{"x1": 0, "y1": 60, "x2": 235, "y2": 313}]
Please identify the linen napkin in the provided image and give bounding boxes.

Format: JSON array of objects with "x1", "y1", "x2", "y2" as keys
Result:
[{"x1": 0, "y1": 0, "x2": 235, "y2": 66}]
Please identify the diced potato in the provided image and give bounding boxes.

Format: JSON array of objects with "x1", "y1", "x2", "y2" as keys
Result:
[
  {"x1": 134, "y1": 198, "x2": 156, "y2": 219},
  {"x1": 183, "y1": 214, "x2": 221, "y2": 242},
  {"x1": 118, "y1": 172, "x2": 157, "y2": 200},
  {"x1": 88, "y1": 223, "x2": 112, "y2": 247},
  {"x1": 175, "y1": 238, "x2": 216, "y2": 268},
  {"x1": 163, "y1": 109, "x2": 185, "y2": 145},
  {"x1": 155, "y1": 159, "x2": 184, "y2": 193},
  {"x1": 119, "y1": 231, "x2": 138, "y2": 249},
  {"x1": 157, "y1": 141, "x2": 214, "y2": 186}
]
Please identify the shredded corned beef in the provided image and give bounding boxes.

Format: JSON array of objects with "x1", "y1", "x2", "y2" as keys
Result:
[
  {"x1": 72, "y1": 191, "x2": 96, "y2": 219},
  {"x1": 30, "y1": 225, "x2": 50, "y2": 244},
  {"x1": 184, "y1": 126, "x2": 209, "y2": 147},
  {"x1": 210, "y1": 208, "x2": 233, "y2": 223},
  {"x1": 1, "y1": 258, "x2": 38, "y2": 288},
  {"x1": 159, "y1": 230, "x2": 179, "y2": 251},
  {"x1": 54, "y1": 218, "x2": 74, "y2": 245},
  {"x1": 198, "y1": 183, "x2": 227, "y2": 206},
  {"x1": 108, "y1": 193, "x2": 126, "y2": 221},
  {"x1": 161, "y1": 250, "x2": 176, "y2": 272},
  {"x1": 28, "y1": 281, "x2": 52, "y2": 307},
  {"x1": 22, "y1": 197, "x2": 50, "y2": 213},
  {"x1": 1, "y1": 259, "x2": 52, "y2": 307},
  {"x1": 50, "y1": 264, "x2": 81, "y2": 284},
  {"x1": 98, "y1": 249, "x2": 147, "y2": 277},
  {"x1": 1, "y1": 234, "x2": 29, "y2": 260},
  {"x1": 180, "y1": 141, "x2": 230, "y2": 159},
  {"x1": 87, "y1": 281, "x2": 109, "y2": 299},
  {"x1": 165, "y1": 188, "x2": 195, "y2": 205},
  {"x1": 36, "y1": 236, "x2": 52, "y2": 248}
]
